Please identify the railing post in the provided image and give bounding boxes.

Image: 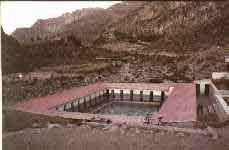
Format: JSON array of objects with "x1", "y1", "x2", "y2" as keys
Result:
[
  {"x1": 130, "y1": 90, "x2": 133, "y2": 101},
  {"x1": 150, "y1": 91, "x2": 154, "y2": 102},
  {"x1": 94, "y1": 93, "x2": 97, "y2": 105},
  {"x1": 89, "y1": 96, "x2": 92, "y2": 106},
  {"x1": 196, "y1": 84, "x2": 200, "y2": 97},
  {"x1": 71, "y1": 102, "x2": 74, "y2": 112},
  {"x1": 120, "y1": 90, "x2": 123, "y2": 101},
  {"x1": 205, "y1": 84, "x2": 210, "y2": 96},
  {"x1": 140, "y1": 91, "x2": 143, "y2": 101},
  {"x1": 64, "y1": 104, "x2": 67, "y2": 111},
  {"x1": 111, "y1": 89, "x2": 115, "y2": 100},
  {"x1": 78, "y1": 100, "x2": 80, "y2": 112},
  {"x1": 103, "y1": 90, "x2": 106, "y2": 102},
  {"x1": 106, "y1": 89, "x2": 109, "y2": 100},
  {"x1": 99, "y1": 92, "x2": 101, "y2": 104},
  {"x1": 161, "y1": 91, "x2": 165, "y2": 104},
  {"x1": 84, "y1": 98, "x2": 86, "y2": 110}
]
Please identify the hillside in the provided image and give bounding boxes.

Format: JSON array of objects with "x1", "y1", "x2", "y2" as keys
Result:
[
  {"x1": 11, "y1": 2, "x2": 145, "y2": 46},
  {"x1": 1, "y1": 28, "x2": 31, "y2": 74},
  {"x1": 2, "y1": 1, "x2": 229, "y2": 106},
  {"x1": 96, "y1": 1, "x2": 229, "y2": 53},
  {"x1": 2, "y1": 30, "x2": 122, "y2": 73},
  {"x1": 2, "y1": 27, "x2": 84, "y2": 74},
  {"x1": 2, "y1": 1, "x2": 229, "y2": 77}
]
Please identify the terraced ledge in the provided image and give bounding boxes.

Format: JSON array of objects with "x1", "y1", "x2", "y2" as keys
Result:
[{"x1": 84, "y1": 121, "x2": 209, "y2": 136}]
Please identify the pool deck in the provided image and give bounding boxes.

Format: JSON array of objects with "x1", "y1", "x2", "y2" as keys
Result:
[
  {"x1": 13, "y1": 82, "x2": 172, "y2": 111},
  {"x1": 151, "y1": 83, "x2": 197, "y2": 123},
  {"x1": 14, "y1": 83, "x2": 106, "y2": 111}
]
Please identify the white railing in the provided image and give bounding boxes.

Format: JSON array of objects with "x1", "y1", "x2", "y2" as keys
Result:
[
  {"x1": 219, "y1": 90, "x2": 229, "y2": 96},
  {"x1": 210, "y1": 81, "x2": 229, "y2": 115},
  {"x1": 212, "y1": 72, "x2": 229, "y2": 80}
]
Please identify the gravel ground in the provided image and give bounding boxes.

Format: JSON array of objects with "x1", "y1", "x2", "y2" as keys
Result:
[{"x1": 3, "y1": 124, "x2": 229, "y2": 150}]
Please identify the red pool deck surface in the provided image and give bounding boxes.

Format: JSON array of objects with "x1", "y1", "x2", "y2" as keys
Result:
[
  {"x1": 14, "y1": 83, "x2": 106, "y2": 111},
  {"x1": 13, "y1": 83, "x2": 172, "y2": 111},
  {"x1": 152, "y1": 83, "x2": 197, "y2": 123}
]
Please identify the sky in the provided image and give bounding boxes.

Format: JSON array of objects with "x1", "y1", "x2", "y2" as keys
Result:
[{"x1": 1, "y1": 1, "x2": 121, "y2": 34}]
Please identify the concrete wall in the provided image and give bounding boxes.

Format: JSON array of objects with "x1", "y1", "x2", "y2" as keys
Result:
[
  {"x1": 194, "y1": 79, "x2": 210, "y2": 96},
  {"x1": 212, "y1": 72, "x2": 229, "y2": 80},
  {"x1": 52, "y1": 87, "x2": 168, "y2": 113},
  {"x1": 108, "y1": 88, "x2": 165, "y2": 102},
  {"x1": 219, "y1": 90, "x2": 229, "y2": 96},
  {"x1": 209, "y1": 82, "x2": 229, "y2": 122},
  {"x1": 53, "y1": 89, "x2": 109, "y2": 112}
]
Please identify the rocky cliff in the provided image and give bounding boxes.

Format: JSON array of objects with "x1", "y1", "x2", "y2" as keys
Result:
[
  {"x1": 11, "y1": 2, "x2": 145, "y2": 46},
  {"x1": 96, "y1": 1, "x2": 229, "y2": 53}
]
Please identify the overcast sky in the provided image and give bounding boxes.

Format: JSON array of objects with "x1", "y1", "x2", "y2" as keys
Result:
[{"x1": 1, "y1": 1, "x2": 121, "y2": 34}]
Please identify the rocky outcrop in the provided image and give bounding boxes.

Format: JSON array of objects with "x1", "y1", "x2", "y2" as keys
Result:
[
  {"x1": 11, "y1": 2, "x2": 145, "y2": 46},
  {"x1": 96, "y1": 1, "x2": 229, "y2": 52}
]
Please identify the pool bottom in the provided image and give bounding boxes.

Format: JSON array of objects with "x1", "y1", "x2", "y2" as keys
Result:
[{"x1": 93, "y1": 101, "x2": 160, "y2": 117}]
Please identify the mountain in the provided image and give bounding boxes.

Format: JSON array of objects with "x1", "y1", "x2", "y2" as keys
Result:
[
  {"x1": 2, "y1": 27, "x2": 81, "y2": 74},
  {"x1": 11, "y1": 2, "x2": 145, "y2": 46},
  {"x1": 4, "y1": 2, "x2": 146, "y2": 74},
  {"x1": 2, "y1": 1, "x2": 229, "y2": 77},
  {"x1": 2, "y1": 27, "x2": 121, "y2": 74},
  {"x1": 96, "y1": 1, "x2": 229, "y2": 52}
]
